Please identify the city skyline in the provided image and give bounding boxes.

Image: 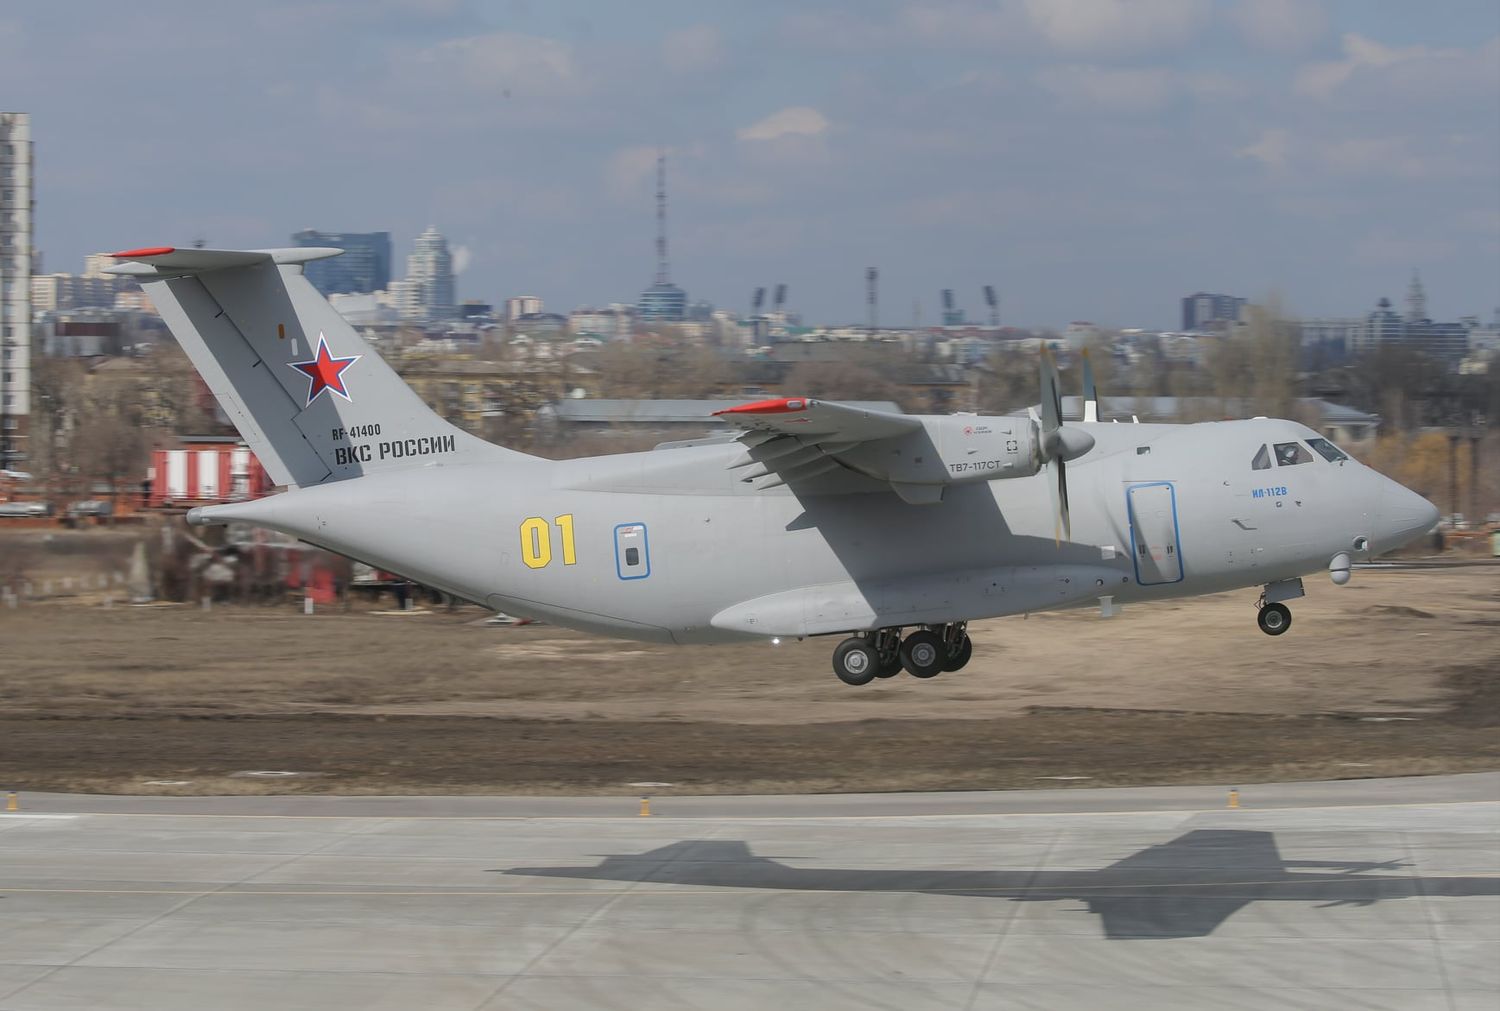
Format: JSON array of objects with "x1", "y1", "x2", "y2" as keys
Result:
[{"x1": 1, "y1": 1, "x2": 1496, "y2": 329}]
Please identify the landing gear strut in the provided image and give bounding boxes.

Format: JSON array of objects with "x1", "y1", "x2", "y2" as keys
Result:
[{"x1": 831, "y1": 623, "x2": 973, "y2": 685}]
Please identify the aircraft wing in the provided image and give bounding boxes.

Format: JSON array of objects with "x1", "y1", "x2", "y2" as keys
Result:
[
  {"x1": 712, "y1": 397, "x2": 922, "y2": 491},
  {"x1": 713, "y1": 397, "x2": 921, "y2": 442}
]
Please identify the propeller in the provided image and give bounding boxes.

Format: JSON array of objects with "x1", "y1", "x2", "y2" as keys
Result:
[
  {"x1": 1038, "y1": 349, "x2": 1096, "y2": 544},
  {"x1": 1081, "y1": 350, "x2": 1099, "y2": 423}
]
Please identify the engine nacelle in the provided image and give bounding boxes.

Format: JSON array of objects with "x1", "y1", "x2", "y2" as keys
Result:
[{"x1": 834, "y1": 415, "x2": 1041, "y2": 488}]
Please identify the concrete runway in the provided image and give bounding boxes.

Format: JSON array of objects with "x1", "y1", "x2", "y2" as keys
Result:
[{"x1": 0, "y1": 775, "x2": 1495, "y2": 1010}]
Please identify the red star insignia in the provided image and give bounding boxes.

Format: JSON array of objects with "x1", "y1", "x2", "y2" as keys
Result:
[{"x1": 288, "y1": 333, "x2": 361, "y2": 406}]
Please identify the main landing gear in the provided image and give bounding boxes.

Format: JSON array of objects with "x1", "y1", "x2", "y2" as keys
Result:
[
  {"x1": 832, "y1": 623, "x2": 972, "y2": 686},
  {"x1": 1257, "y1": 601, "x2": 1292, "y2": 636}
]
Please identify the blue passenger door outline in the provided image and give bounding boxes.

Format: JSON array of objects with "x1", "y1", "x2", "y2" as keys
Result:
[
  {"x1": 613, "y1": 522, "x2": 651, "y2": 580},
  {"x1": 1127, "y1": 482, "x2": 1184, "y2": 585}
]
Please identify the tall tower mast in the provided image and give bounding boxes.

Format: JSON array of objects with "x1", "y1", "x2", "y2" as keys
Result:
[{"x1": 655, "y1": 152, "x2": 670, "y2": 285}]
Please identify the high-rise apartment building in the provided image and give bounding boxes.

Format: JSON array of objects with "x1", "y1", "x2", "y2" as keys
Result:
[
  {"x1": 1181, "y1": 291, "x2": 1246, "y2": 332},
  {"x1": 292, "y1": 229, "x2": 392, "y2": 296},
  {"x1": 1, "y1": 112, "x2": 32, "y2": 470},
  {"x1": 406, "y1": 226, "x2": 455, "y2": 321}
]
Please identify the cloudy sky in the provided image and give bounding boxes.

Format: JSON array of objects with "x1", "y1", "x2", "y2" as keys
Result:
[{"x1": 3, "y1": 0, "x2": 1496, "y2": 328}]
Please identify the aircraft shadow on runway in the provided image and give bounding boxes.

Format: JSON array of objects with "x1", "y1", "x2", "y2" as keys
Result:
[{"x1": 498, "y1": 829, "x2": 1499, "y2": 940}]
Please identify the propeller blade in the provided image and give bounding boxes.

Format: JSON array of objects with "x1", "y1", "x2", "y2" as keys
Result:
[
  {"x1": 1039, "y1": 347, "x2": 1062, "y2": 435},
  {"x1": 1051, "y1": 457, "x2": 1071, "y2": 545},
  {"x1": 1081, "y1": 350, "x2": 1099, "y2": 423}
]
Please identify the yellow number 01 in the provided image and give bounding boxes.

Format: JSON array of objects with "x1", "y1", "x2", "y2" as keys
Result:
[{"x1": 519, "y1": 514, "x2": 576, "y2": 569}]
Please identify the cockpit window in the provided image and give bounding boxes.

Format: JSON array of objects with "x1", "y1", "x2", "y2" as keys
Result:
[
  {"x1": 1306, "y1": 437, "x2": 1349, "y2": 463},
  {"x1": 1274, "y1": 442, "x2": 1312, "y2": 467},
  {"x1": 1251, "y1": 445, "x2": 1271, "y2": 470}
]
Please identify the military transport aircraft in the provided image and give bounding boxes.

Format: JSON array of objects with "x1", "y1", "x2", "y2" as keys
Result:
[{"x1": 107, "y1": 246, "x2": 1439, "y2": 685}]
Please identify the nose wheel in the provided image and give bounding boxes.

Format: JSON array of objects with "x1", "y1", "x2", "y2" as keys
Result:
[
  {"x1": 1257, "y1": 601, "x2": 1292, "y2": 636},
  {"x1": 831, "y1": 624, "x2": 972, "y2": 685}
]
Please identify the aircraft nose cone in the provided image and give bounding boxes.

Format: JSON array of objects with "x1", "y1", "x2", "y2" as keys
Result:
[{"x1": 1375, "y1": 480, "x2": 1440, "y2": 554}]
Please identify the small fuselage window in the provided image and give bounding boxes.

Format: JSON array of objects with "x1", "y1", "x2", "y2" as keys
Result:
[
  {"x1": 1274, "y1": 441, "x2": 1312, "y2": 467},
  {"x1": 1251, "y1": 445, "x2": 1271, "y2": 470},
  {"x1": 1306, "y1": 437, "x2": 1349, "y2": 463}
]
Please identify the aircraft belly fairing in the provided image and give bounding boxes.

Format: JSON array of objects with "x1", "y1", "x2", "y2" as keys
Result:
[{"x1": 711, "y1": 563, "x2": 1127, "y2": 637}]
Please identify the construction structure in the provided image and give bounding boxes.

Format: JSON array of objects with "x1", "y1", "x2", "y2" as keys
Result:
[
  {"x1": 1, "y1": 112, "x2": 31, "y2": 470},
  {"x1": 636, "y1": 152, "x2": 687, "y2": 322}
]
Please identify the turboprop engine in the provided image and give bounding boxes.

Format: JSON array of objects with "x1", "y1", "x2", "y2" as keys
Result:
[{"x1": 832, "y1": 352, "x2": 1094, "y2": 533}]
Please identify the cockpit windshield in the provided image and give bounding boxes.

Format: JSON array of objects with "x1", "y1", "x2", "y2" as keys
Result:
[
  {"x1": 1274, "y1": 442, "x2": 1312, "y2": 467},
  {"x1": 1306, "y1": 437, "x2": 1349, "y2": 463},
  {"x1": 1251, "y1": 445, "x2": 1271, "y2": 470}
]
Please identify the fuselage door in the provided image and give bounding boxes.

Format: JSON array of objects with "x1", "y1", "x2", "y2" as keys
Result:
[
  {"x1": 1127, "y1": 482, "x2": 1184, "y2": 585},
  {"x1": 614, "y1": 522, "x2": 651, "y2": 580}
]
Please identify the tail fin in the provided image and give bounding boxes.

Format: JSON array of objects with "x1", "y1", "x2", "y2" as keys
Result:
[{"x1": 107, "y1": 246, "x2": 529, "y2": 487}]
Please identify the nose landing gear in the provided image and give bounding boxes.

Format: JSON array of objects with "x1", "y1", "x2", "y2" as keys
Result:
[
  {"x1": 831, "y1": 623, "x2": 972, "y2": 685},
  {"x1": 1255, "y1": 578, "x2": 1303, "y2": 637}
]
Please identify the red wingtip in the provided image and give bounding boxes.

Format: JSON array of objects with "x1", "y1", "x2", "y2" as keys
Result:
[
  {"x1": 111, "y1": 246, "x2": 176, "y2": 259},
  {"x1": 713, "y1": 397, "x2": 809, "y2": 417}
]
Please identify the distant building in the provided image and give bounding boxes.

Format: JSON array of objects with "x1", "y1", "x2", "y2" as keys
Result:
[
  {"x1": 512, "y1": 312, "x2": 569, "y2": 337},
  {"x1": 569, "y1": 306, "x2": 633, "y2": 341},
  {"x1": 292, "y1": 229, "x2": 391, "y2": 296},
  {"x1": 1357, "y1": 296, "x2": 1405, "y2": 352},
  {"x1": 637, "y1": 281, "x2": 687, "y2": 322},
  {"x1": 405, "y1": 226, "x2": 455, "y2": 321},
  {"x1": 384, "y1": 279, "x2": 424, "y2": 322},
  {"x1": 30, "y1": 253, "x2": 129, "y2": 313},
  {"x1": 1181, "y1": 292, "x2": 1246, "y2": 332},
  {"x1": 505, "y1": 296, "x2": 542, "y2": 322},
  {"x1": 1, "y1": 111, "x2": 31, "y2": 469},
  {"x1": 40, "y1": 311, "x2": 123, "y2": 357},
  {"x1": 1404, "y1": 270, "x2": 1427, "y2": 324}
]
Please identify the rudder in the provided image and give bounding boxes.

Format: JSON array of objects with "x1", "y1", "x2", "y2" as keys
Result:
[{"x1": 109, "y1": 246, "x2": 526, "y2": 487}]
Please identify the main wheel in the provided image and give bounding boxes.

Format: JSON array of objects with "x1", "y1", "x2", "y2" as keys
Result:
[
  {"x1": 832, "y1": 637, "x2": 879, "y2": 685},
  {"x1": 901, "y1": 629, "x2": 945, "y2": 679},
  {"x1": 943, "y1": 634, "x2": 973, "y2": 672},
  {"x1": 1257, "y1": 602, "x2": 1292, "y2": 636},
  {"x1": 874, "y1": 650, "x2": 903, "y2": 678}
]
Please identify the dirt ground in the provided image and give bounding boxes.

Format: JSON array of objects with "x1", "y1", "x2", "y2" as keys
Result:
[{"x1": 2, "y1": 562, "x2": 1497, "y2": 796}]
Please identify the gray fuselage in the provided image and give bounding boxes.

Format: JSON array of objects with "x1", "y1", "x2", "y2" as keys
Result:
[{"x1": 211, "y1": 415, "x2": 1437, "y2": 645}]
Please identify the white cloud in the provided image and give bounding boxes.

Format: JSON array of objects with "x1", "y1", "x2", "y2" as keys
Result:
[
  {"x1": 1237, "y1": 128, "x2": 1484, "y2": 182},
  {"x1": 1296, "y1": 33, "x2": 1499, "y2": 100},
  {"x1": 737, "y1": 107, "x2": 830, "y2": 143},
  {"x1": 1022, "y1": 0, "x2": 1207, "y2": 54},
  {"x1": 1227, "y1": 0, "x2": 1326, "y2": 53},
  {"x1": 1238, "y1": 128, "x2": 1293, "y2": 171},
  {"x1": 662, "y1": 25, "x2": 725, "y2": 75},
  {"x1": 1037, "y1": 66, "x2": 1174, "y2": 113},
  {"x1": 407, "y1": 32, "x2": 580, "y2": 96},
  {"x1": 604, "y1": 145, "x2": 663, "y2": 200},
  {"x1": 451, "y1": 244, "x2": 472, "y2": 275}
]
